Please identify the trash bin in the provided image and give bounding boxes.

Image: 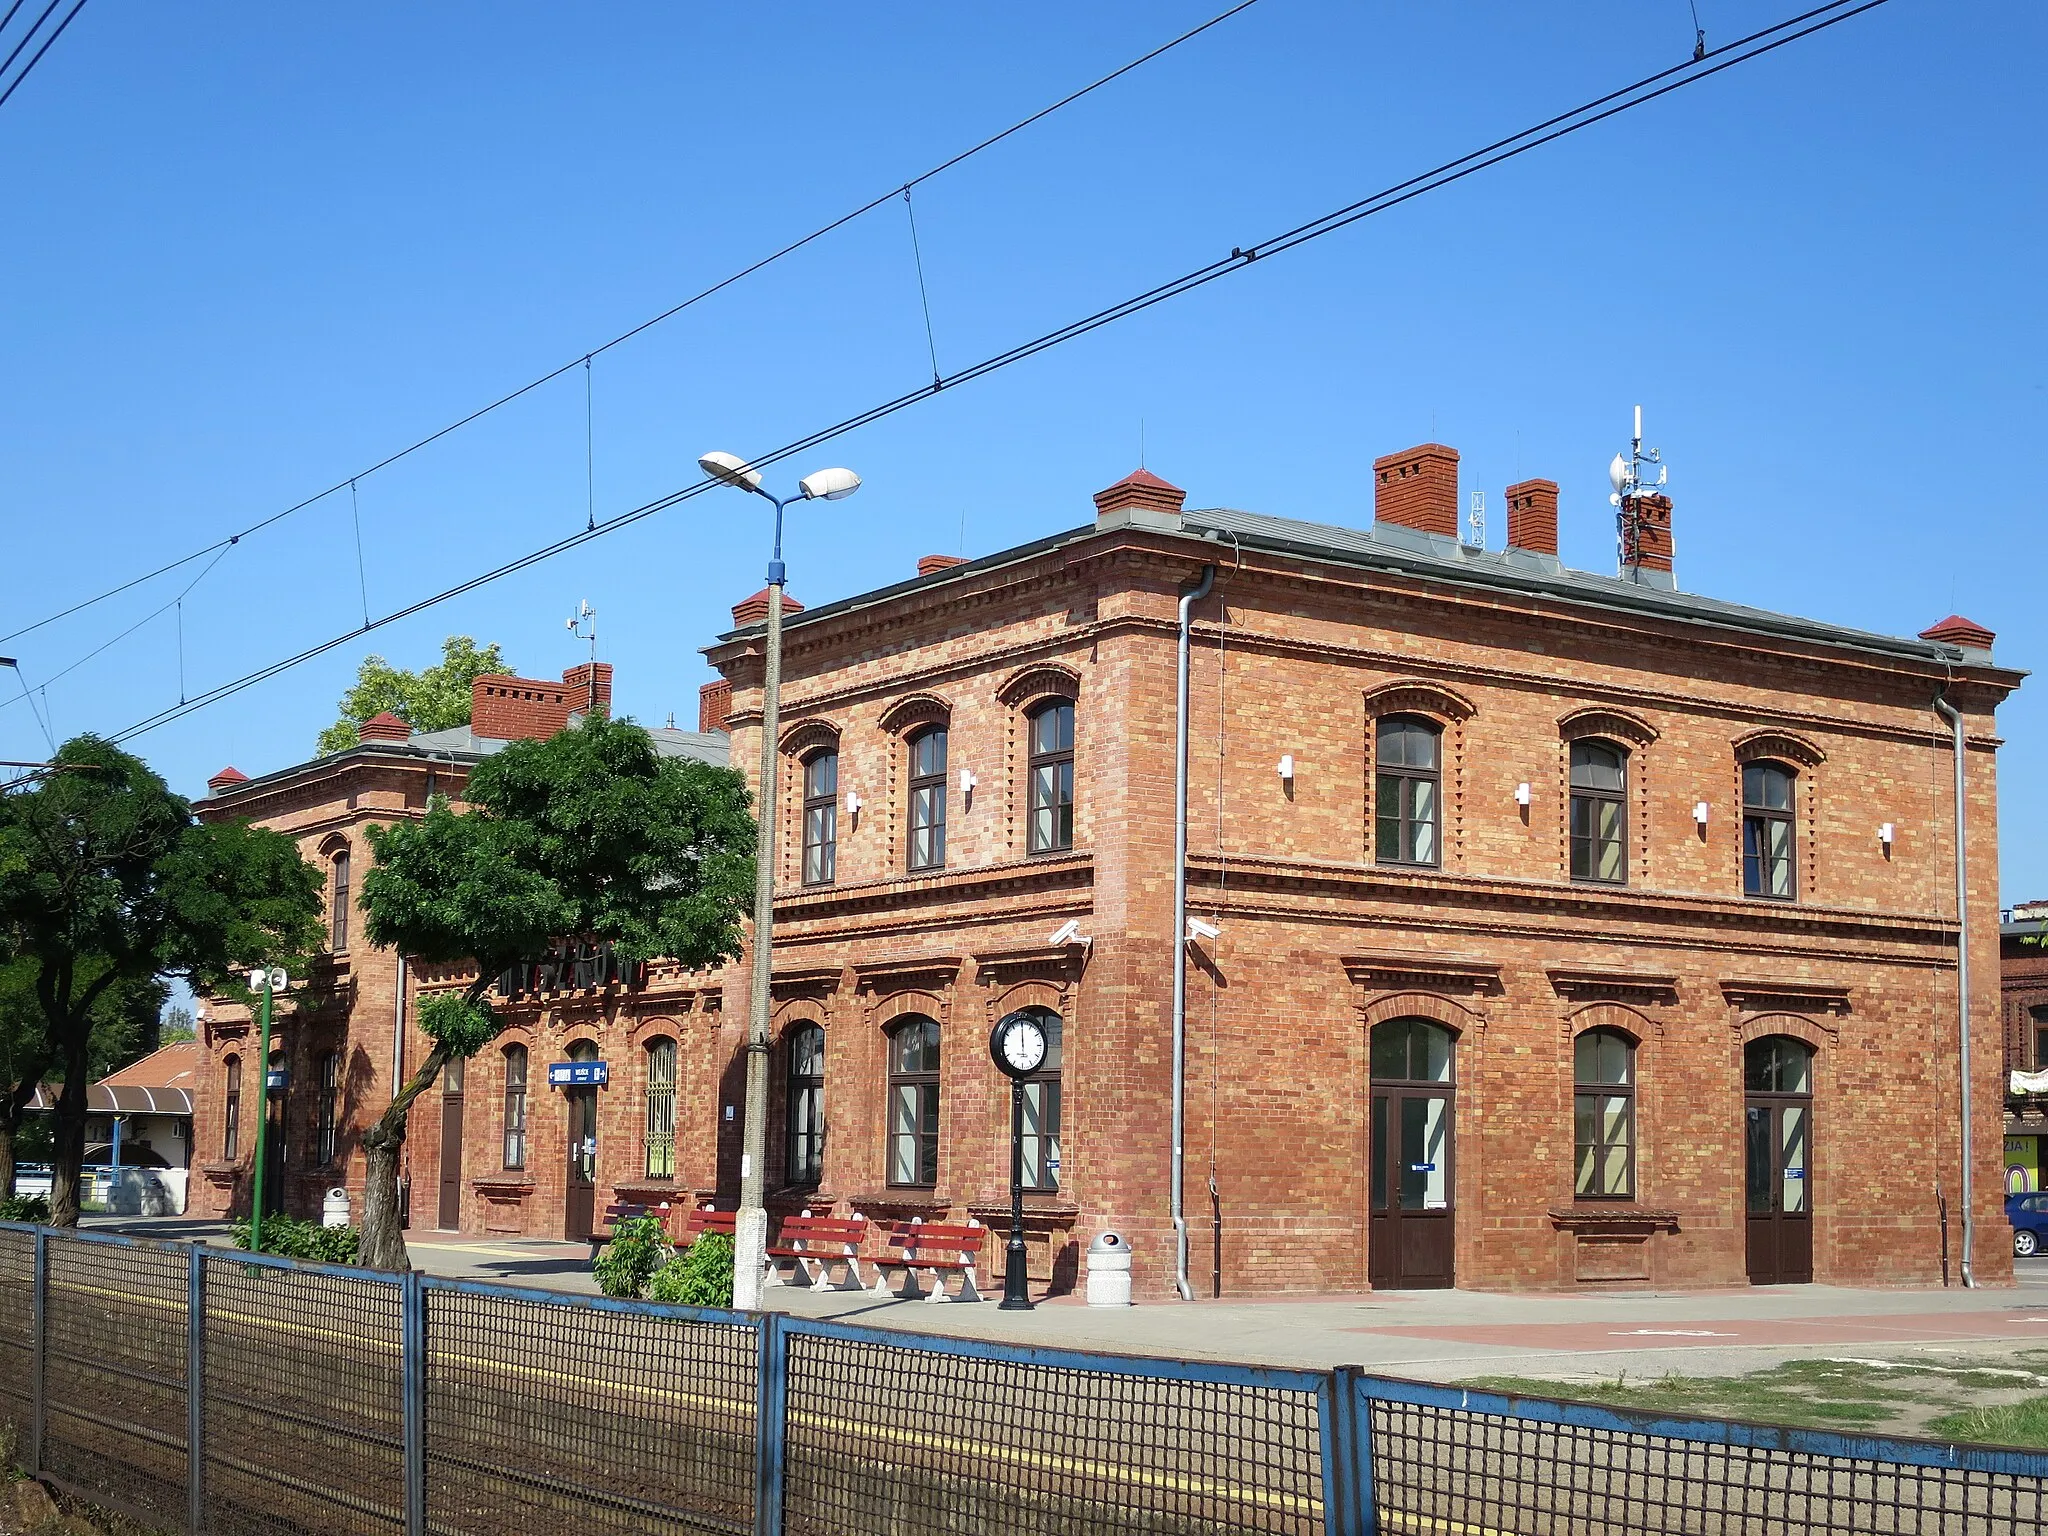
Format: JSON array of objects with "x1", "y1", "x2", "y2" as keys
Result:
[
  {"x1": 322, "y1": 1186, "x2": 352, "y2": 1229},
  {"x1": 1085, "y1": 1230, "x2": 1132, "y2": 1307}
]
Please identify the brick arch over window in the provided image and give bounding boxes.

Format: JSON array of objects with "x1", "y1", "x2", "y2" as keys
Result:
[
  {"x1": 878, "y1": 693, "x2": 952, "y2": 735},
  {"x1": 1734, "y1": 729, "x2": 1826, "y2": 768},
  {"x1": 314, "y1": 831, "x2": 352, "y2": 858},
  {"x1": 1736, "y1": 1012, "x2": 1837, "y2": 1051},
  {"x1": 872, "y1": 990, "x2": 948, "y2": 1031},
  {"x1": 989, "y1": 979, "x2": 1065, "y2": 1020},
  {"x1": 1362, "y1": 678, "x2": 1475, "y2": 724},
  {"x1": 779, "y1": 718, "x2": 842, "y2": 758},
  {"x1": 624, "y1": 1014, "x2": 684, "y2": 1048},
  {"x1": 1558, "y1": 706, "x2": 1659, "y2": 747},
  {"x1": 1565, "y1": 1001, "x2": 1654, "y2": 1044},
  {"x1": 1359, "y1": 990, "x2": 1483, "y2": 1034},
  {"x1": 996, "y1": 661, "x2": 1080, "y2": 708}
]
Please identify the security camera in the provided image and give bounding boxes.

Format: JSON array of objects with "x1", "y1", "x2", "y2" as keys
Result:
[
  {"x1": 1048, "y1": 920, "x2": 1082, "y2": 947},
  {"x1": 1186, "y1": 917, "x2": 1221, "y2": 942}
]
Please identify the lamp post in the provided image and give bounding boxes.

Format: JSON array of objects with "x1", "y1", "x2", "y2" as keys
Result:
[
  {"x1": 698, "y1": 451, "x2": 860, "y2": 1311},
  {"x1": 245, "y1": 966, "x2": 288, "y2": 1253}
]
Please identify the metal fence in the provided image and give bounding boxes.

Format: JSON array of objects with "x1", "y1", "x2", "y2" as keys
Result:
[{"x1": 3, "y1": 1221, "x2": 2046, "y2": 1535}]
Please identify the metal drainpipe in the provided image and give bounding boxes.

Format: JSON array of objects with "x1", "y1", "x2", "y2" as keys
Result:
[
  {"x1": 1932, "y1": 691, "x2": 1975, "y2": 1287},
  {"x1": 1173, "y1": 564, "x2": 1216, "y2": 1302}
]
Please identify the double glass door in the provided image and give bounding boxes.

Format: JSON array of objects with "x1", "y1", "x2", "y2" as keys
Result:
[
  {"x1": 1368, "y1": 1019, "x2": 1456, "y2": 1289},
  {"x1": 1744, "y1": 1037, "x2": 1814, "y2": 1285}
]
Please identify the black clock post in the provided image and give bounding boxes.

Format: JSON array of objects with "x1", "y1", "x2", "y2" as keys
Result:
[{"x1": 1000, "y1": 1074, "x2": 1032, "y2": 1310}]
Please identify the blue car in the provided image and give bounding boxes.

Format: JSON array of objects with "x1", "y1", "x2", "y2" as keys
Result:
[{"x1": 2009, "y1": 1192, "x2": 2048, "y2": 1258}]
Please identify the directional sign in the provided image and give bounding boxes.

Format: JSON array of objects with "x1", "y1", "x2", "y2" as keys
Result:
[{"x1": 548, "y1": 1061, "x2": 609, "y2": 1087}]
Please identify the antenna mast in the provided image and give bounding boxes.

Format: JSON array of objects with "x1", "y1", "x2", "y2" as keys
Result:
[
  {"x1": 567, "y1": 599, "x2": 598, "y2": 713},
  {"x1": 1608, "y1": 405, "x2": 1669, "y2": 580}
]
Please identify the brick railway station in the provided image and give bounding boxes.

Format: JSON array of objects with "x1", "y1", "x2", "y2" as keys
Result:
[{"x1": 190, "y1": 444, "x2": 2021, "y2": 1298}]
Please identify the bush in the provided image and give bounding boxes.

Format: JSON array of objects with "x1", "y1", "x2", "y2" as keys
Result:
[
  {"x1": 647, "y1": 1232, "x2": 735, "y2": 1309},
  {"x1": 230, "y1": 1215, "x2": 361, "y2": 1265},
  {"x1": 592, "y1": 1214, "x2": 670, "y2": 1299},
  {"x1": 0, "y1": 1193, "x2": 50, "y2": 1223}
]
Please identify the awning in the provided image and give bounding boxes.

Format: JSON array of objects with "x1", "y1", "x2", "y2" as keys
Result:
[{"x1": 21, "y1": 1084, "x2": 193, "y2": 1115}]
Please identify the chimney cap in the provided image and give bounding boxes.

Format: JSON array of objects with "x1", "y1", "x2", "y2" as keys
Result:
[
  {"x1": 1918, "y1": 614, "x2": 1996, "y2": 652},
  {"x1": 207, "y1": 766, "x2": 248, "y2": 793},
  {"x1": 731, "y1": 588, "x2": 806, "y2": 627},
  {"x1": 1093, "y1": 467, "x2": 1186, "y2": 530},
  {"x1": 917, "y1": 554, "x2": 968, "y2": 577},
  {"x1": 356, "y1": 710, "x2": 411, "y2": 744}
]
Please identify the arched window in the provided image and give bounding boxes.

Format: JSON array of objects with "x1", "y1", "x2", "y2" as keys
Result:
[
  {"x1": 907, "y1": 726, "x2": 948, "y2": 871},
  {"x1": 1374, "y1": 716, "x2": 1441, "y2": 867},
  {"x1": 1027, "y1": 701, "x2": 1075, "y2": 855},
  {"x1": 501, "y1": 1045, "x2": 528, "y2": 1170},
  {"x1": 1573, "y1": 1029, "x2": 1636, "y2": 1198},
  {"x1": 1009, "y1": 1009, "x2": 1064, "y2": 1192},
  {"x1": 1744, "y1": 1034, "x2": 1813, "y2": 1095},
  {"x1": 786, "y1": 1024, "x2": 825, "y2": 1186},
  {"x1": 644, "y1": 1037, "x2": 677, "y2": 1178},
  {"x1": 330, "y1": 849, "x2": 351, "y2": 951},
  {"x1": 1742, "y1": 761, "x2": 1797, "y2": 899},
  {"x1": 314, "y1": 1050, "x2": 340, "y2": 1167},
  {"x1": 1569, "y1": 741, "x2": 1628, "y2": 884},
  {"x1": 1369, "y1": 1018, "x2": 1454, "y2": 1084},
  {"x1": 886, "y1": 1018, "x2": 941, "y2": 1187},
  {"x1": 223, "y1": 1055, "x2": 241, "y2": 1160},
  {"x1": 802, "y1": 750, "x2": 838, "y2": 886}
]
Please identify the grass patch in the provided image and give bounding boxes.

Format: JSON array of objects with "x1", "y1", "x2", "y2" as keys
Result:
[
  {"x1": 1473, "y1": 1358, "x2": 1918, "y2": 1430},
  {"x1": 1926, "y1": 1396, "x2": 2048, "y2": 1449}
]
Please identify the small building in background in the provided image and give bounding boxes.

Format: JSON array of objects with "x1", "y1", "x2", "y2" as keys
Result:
[
  {"x1": 21, "y1": 1040, "x2": 199, "y2": 1213},
  {"x1": 2002, "y1": 901, "x2": 2048, "y2": 1193}
]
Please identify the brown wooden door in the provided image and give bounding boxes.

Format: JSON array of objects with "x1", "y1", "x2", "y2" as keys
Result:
[
  {"x1": 564, "y1": 1086, "x2": 598, "y2": 1242},
  {"x1": 437, "y1": 1056, "x2": 466, "y2": 1230},
  {"x1": 1745, "y1": 1096, "x2": 1813, "y2": 1284},
  {"x1": 1367, "y1": 1017, "x2": 1457, "y2": 1290}
]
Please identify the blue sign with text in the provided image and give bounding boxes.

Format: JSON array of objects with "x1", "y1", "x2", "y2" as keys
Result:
[{"x1": 548, "y1": 1061, "x2": 609, "y2": 1087}]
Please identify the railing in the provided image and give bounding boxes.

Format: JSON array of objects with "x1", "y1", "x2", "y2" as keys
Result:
[{"x1": 2, "y1": 1219, "x2": 2045, "y2": 1534}]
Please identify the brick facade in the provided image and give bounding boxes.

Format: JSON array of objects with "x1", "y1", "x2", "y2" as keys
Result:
[{"x1": 191, "y1": 455, "x2": 2020, "y2": 1298}]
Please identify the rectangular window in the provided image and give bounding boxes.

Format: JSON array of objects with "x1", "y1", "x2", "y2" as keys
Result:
[
  {"x1": 1573, "y1": 1029, "x2": 1636, "y2": 1199},
  {"x1": 314, "y1": 1051, "x2": 339, "y2": 1167},
  {"x1": 889, "y1": 1084, "x2": 940, "y2": 1186},
  {"x1": 330, "y1": 851, "x2": 351, "y2": 952},
  {"x1": 802, "y1": 751, "x2": 838, "y2": 886},
  {"x1": 1741, "y1": 762, "x2": 1797, "y2": 899},
  {"x1": 1019, "y1": 1015, "x2": 1063, "y2": 1192},
  {"x1": 1568, "y1": 741, "x2": 1628, "y2": 884},
  {"x1": 786, "y1": 1025, "x2": 825, "y2": 1186},
  {"x1": 1027, "y1": 702, "x2": 1075, "y2": 855},
  {"x1": 502, "y1": 1046, "x2": 527, "y2": 1170},
  {"x1": 908, "y1": 728, "x2": 947, "y2": 871},
  {"x1": 223, "y1": 1058, "x2": 241, "y2": 1160},
  {"x1": 1374, "y1": 717, "x2": 1441, "y2": 867},
  {"x1": 645, "y1": 1039, "x2": 677, "y2": 1178}
]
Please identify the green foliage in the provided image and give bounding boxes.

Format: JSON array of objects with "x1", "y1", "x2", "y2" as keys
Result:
[
  {"x1": 159, "y1": 1003, "x2": 197, "y2": 1046},
  {"x1": 0, "y1": 1193, "x2": 50, "y2": 1222},
  {"x1": 230, "y1": 1214, "x2": 361, "y2": 1264},
  {"x1": 647, "y1": 1232, "x2": 735, "y2": 1309},
  {"x1": 317, "y1": 636, "x2": 509, "y2": 754},
  {"x1": 1928, "y1": 1396, "x2": 2048, "y2": 1448},
  {"x1": 592, "y1": 1214, "x2": 670, "y2": 1299},
  {"x1": 415, "y1": 990, "x2": 497, "y2": 1058}
]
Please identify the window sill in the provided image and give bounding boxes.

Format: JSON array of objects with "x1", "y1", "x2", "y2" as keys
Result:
[
  {"x1": 1548, "y1": 1205, "x2": 1679, "y2": 1231},
  {"x1": 471, "y1": 1175, "x2": 535, "y2": 1194}
]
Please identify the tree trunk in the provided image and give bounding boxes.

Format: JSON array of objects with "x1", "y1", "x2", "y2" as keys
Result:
[
  {"x1": 0, "y1": 1115, "x2": 15, "y2": 1205},
  {"x1": 49, "y1": 1044, "x2": 90, "y2": 1228},
  {"x1": 357, "y1": 1038, "x2": 451, "y2": 1272}
]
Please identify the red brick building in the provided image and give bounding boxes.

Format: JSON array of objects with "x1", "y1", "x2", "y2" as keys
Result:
[
  {"x1": 194, "y1": 447, "x2": 2020, "y2": 1295},
  {"x1": 2002, "y1": 902, "x2": 2048, "y2": 1196}
]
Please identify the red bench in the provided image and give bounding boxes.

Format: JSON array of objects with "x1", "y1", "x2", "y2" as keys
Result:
[
  {"x1": 875, "y1": 1217, "x2": 986, "y2": 1303},
  {"x1": 766, "y1": 1210, "x2": 870, "y2": 1291},
  {"x1": 675, "y1": 1205, "x2": 736, "y2": 1245},
  {"x1": 592, "y1": 1198, "x2": 673, "y2": 1257}
]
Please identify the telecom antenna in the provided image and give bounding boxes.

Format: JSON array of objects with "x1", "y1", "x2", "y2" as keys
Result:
[
  {"x1": 1466, "y1": 490, "x2": 1486, "y2": 551},
  {"x1": 1608, "y1": 405, "x2": 1669, "y2": 577},
  {"x1": 566, "y1": 600, "x2": 598, "y2": 712}
]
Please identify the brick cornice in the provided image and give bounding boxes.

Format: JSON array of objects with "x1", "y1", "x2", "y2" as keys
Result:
[
  {"x1": 1547, "y1": 967, "x2": 1681, "y2": 1004},
  {"x1": 1719, "y1": 978, "x2": 1853, "y2": 1015},
  {"x1": 768, "y1": 852, "x2": 1093, "y2": 924}
]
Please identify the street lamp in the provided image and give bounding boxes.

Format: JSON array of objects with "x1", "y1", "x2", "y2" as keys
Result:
[
  {"x1": 698, "y1": 451, "x2": 860, "y2": 1311},
  {"x1": 245, "y1": 966, "x2": 289, "y2": 1253}
]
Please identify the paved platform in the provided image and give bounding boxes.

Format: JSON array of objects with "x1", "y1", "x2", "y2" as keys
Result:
[{"x1": 80, "y1": 1215, "x2": 2048, "y2": 1384}]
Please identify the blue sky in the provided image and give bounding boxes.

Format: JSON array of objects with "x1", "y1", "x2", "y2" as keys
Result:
[{"x1": 2, "y1": 2, "x2": 2042, "y2": 896}]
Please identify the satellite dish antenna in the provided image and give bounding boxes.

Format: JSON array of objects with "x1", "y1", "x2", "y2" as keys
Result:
[{"x1": 1608, "y1": 453, "x2": 1629, "y2": 494}]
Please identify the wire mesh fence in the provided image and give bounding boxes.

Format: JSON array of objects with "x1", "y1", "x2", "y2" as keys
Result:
[{"x1": 4, "y1": 1220, "x2": 2048, "y2": 1536}]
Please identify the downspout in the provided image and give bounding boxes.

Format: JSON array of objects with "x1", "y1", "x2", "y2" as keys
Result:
[
  {"x1": 1932, "y1": 691, "x2": 1975, "y2": 1288},
  {"x1": 1173, "y1": 564, "x2": 1216, "y2": 1302},
  {"x1": 393, "y1": 952, "x2": 409, "y2": 1223}
]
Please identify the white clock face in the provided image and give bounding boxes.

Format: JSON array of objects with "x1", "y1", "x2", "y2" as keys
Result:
[{"x1": 1001, "y1": 1018, "x2": 1047, "y2": 1075}]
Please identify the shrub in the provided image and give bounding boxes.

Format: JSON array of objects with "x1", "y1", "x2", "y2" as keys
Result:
[
  {"x1": 647, "y1": 1232, "x2": 735, "y2": 1309},
  {"x1": 592, "y1": 1214, "x2": 670, "y2": 1299},
  {"x1": 230, "y1": 1215, "x2": 361, "y2": 1265},
  {"x1": 0, "y1": 1193, "x2": 51, "y2": 1223}
]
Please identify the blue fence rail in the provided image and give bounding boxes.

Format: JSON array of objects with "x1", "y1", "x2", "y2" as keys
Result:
[{"x1": 3, "y1": 1219, "x2": 2046, "y2": 1534}]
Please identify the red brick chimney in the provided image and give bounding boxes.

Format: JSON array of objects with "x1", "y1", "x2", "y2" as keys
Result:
[
  {"x1": 469, "y1": 664, "x2": 615, "y2": 743},
  {"x1": 698, "y1": 680, "x2": 733, "y2": 733},
  {"x1": 731, "y1": 589, "x2": 805, "y2": 627},
  {"x1": 564, "y1": 662, "x2": 613, "y2": 718},
  {"x1": 356, "y1": 711, "x2": 411, "y2": 744},
  {"x1": 1504, "y1": 479, "x2": 1559, "y2": 556},
  {"x1": 1373, "y1": 445, "x2": 1460, "y2": 537},
  {"x1": 206, "y1": 766, "x2": 248, "y2": 795},
  {"x1": 1092, "y1": 468, "x2": 1186, "y2": 531},
  {"x1": 1619, "y1": 492, "x2": 1674, "y2": 573},
  {"x1": 1919, "y1": 615, "x2": 1995, "y2": 654},
  {"x1": 918, "y1": 554, "x2": 968, "y2": 577}
]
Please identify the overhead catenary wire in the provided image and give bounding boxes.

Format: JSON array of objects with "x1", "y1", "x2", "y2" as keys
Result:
[
  {"x1": 0, "y1": 0, "x2": 1265, "y2": 650},
  {"x1": 0, "y1": 0, "x2": 87, "y2": 113},
  {"x1": 903, "y1": 186, "x2": 943, "y2": 389},
  {"x1": 104, "y1": 0, "x2": 1891, "y2": 748}
]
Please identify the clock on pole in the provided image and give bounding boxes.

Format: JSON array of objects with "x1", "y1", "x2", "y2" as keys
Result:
[{"x1": 990, "y1": 1011, "x2": 1049, "y2": 1309}]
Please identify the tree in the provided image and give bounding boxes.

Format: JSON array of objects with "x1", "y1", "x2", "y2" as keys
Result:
[
  {"x1": 357, "y1": 714, "x2": 753, "y2": 1270},
  {"x1": 316, "y1": 636, "x2": 510, "y2": 755},
  {"x1": 0, "y1": 737, "x2": 324, "y2": 1224},
  {"x1": 159, "y1": 1003, "x2": 197, "y2": 1045},
  {"x1": 0, "y1": 957, "x2": 164, "y2": 1199}
]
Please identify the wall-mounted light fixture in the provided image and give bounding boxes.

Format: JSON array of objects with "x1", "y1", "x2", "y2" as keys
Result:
[
  {"x1": 1880, "y1": 822, "x2": 1895, "y2": 848},
  {"x1": 1515, "y1": 782, "x2": 1531, "y2": 807},
  {"x1": 1694, "y1": 801, "x2": 1710, "y2": 827},
  {"x1": 1276, "y1": 754, "x2": 1294, "y2": 781},
  {"x1": 844, "y1": 789, "x2": 862, "y2": 816},
  {"x1": 960, "y1": 768, "x2": 977, "y2": 794}
]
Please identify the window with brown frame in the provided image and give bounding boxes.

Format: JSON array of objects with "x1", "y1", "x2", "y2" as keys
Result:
[
  {"x1": 644, "y1": 1037, "x2": 677, "y2": 1178},
  {"x1": 1573, "y1": 1029, "x2": 1636, "y2": 1199},
  {"x1": 1569, "y1": 740, "x2": 1628, "y2": 884},
  {"x1": 786, "y1": 1024, "x2": 825, "y2": 1186},
  {"x1": 223, "y1": 1055, "x2": 241, "y2": 1160},
  {"x1": 330, "y1": 849, "x2": 351, "y2": 951},
  {"x1": 1742, "y1": 760, "x2": 1797, "y2": 899},
  {"x1": 886, "y1": 1017, "x2": 941, "y2": 1187},
  {"x1": 801, "y1": 750, "x2": 838, "y2": 886},
  {"x1": 907, "y1": 727, "x2": 947, "y2": 871},
  {"x1": 314, "y1": 1050, "x2": 339, "y2": 1167},
  {"x1": 1374, "y1": 715, "x2": 1441, "y2": 866},
  {"x1": 2034, "y1": 1004, "x2": 2048, "y2": 1071},
  {"x1": 1027, "y1": 700, "x2": 1074, "y2": 855},
  {"x1": 502, "y1": 1045, "x2": 528, "y2": 1170},
  {"x1": 1014, "y1": 1009, "x2": 1064, "y2": 1192}
]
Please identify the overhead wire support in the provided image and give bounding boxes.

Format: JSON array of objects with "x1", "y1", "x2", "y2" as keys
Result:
[
  {"x1": 903, "y1": 187, "x2": 943, "y2": 390},
  {"x1": 0, "y1": 0, "x2": 1265, "y2": 650},
  {"x1": 102, "y1": 0, "x2": 1892, "y2": 750}
]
